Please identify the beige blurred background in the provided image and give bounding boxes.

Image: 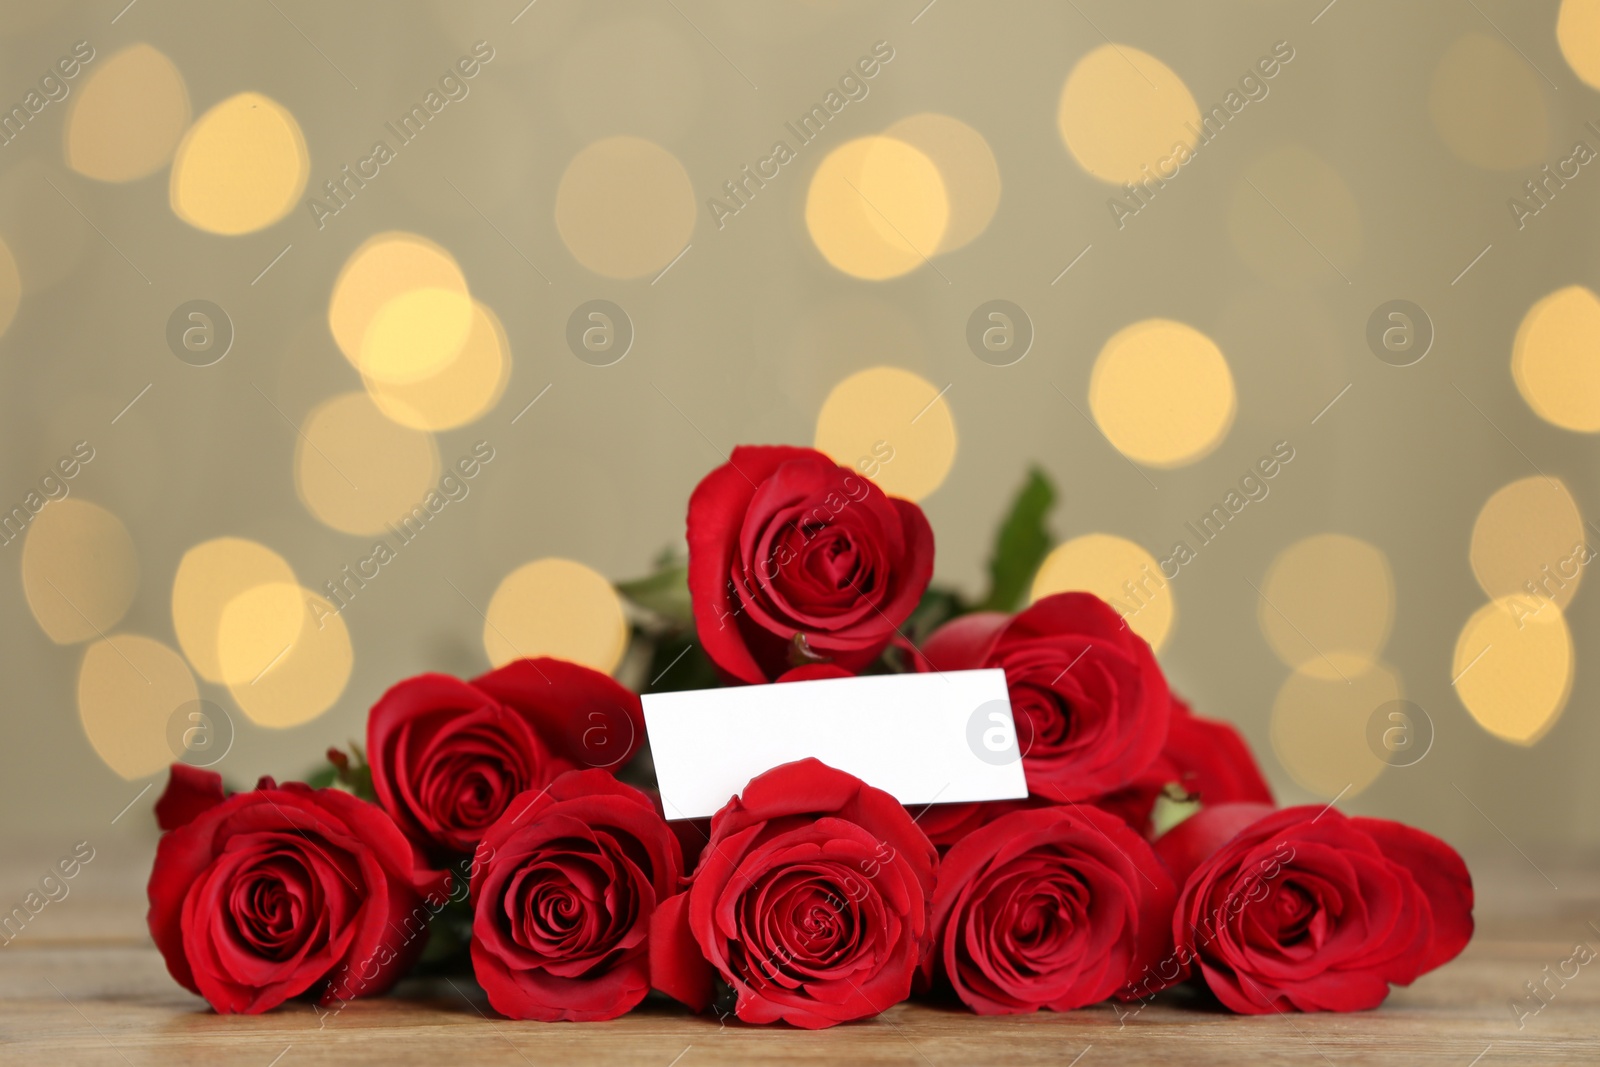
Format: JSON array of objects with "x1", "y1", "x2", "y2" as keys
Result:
[{"x1": 1, "y1": 0, "x2": 1597, "y2": 886}]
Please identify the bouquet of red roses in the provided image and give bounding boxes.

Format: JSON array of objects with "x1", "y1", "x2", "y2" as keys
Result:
[{"x1": 146, "y1": 445, "x2": 1473, "y2": 1026}]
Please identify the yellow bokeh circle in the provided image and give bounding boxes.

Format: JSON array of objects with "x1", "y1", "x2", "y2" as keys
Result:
[
  {"x1": 1258, "y1": 533, "x2": 1394, "y2": 680},
  {"x1": 1058, "y1": 44, "x2": 1201, "y2": 185},
  {"x1": 555, "y1": 136, "x2": 696, "y2": 279},
  {"x1": 223, "y1": 585, "x2": 353, "y2": 729},
  {"x1": 78, "y1": 634, "x2": 200, "y2": 780},
  {"x1": 171, "y1": 537, "x2": 298, "y2": 684},
  {"x1": 1271, "y1": 661, "x2": 1400, "y2": 800},
  {"x1": 483, "y1": 558, "x2": 628, "y2": 674},
  {"x1": 1454, "y1": 597, "x2": 1573, "y2": 745},
  {"x1": 170, "y1": 91, "x2": 308, "y2": 234},
  {"x1": 1470, "y1": 476, "x2": 1587, "y2": 610},
  {"x1": 1558, "y1": 0, "x2": 1600, "y2": 89},
  {"x1": 66, "y1": 43, "x2": 191, "y2": 183},
  {"x1": 1089, "y1": 319, "x2": 1236, "y2": 468},
  {"x1": 1030, "y1": 533, "x2": 1173, "y2": 652},
  {"x1": 814, "y1": 366, "x2": 956, "y2": 502},
  {"x1": 329, "y1": 232, "x2": 475, "y2": 387},
  {"x1": 294, "y1": 392, "x2": 441, "y2": 536},
  {"x1": 360, "y1": 288, "x2": 476, "y2": 386},
  {"x1": 365, "y1": 300, "x2": 510, "y2": 430},
  {"x1": 1512, "y1": 285, "x2": 1600, "y2": 432},
  {"x1": 883, "y1": 113, "x2": 1000, "y2": 255},
  {"x1": 483, "y1": 563, "x2": 627, "y2": 671},
  {"x1": 805, "y1": 136, "x2": 948, "y2": 280},
  {"x1": 21, "y1": 499, "x2": 139, "y2": 645}
]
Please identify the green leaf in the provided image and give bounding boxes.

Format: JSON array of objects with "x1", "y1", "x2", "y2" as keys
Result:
[
  {"x1": 616, "y1": 564, "x2": 693, "y2": 627},
  {"x1": 977, "y1": 466, "x2": 1056, "y2": 613},
  {"x1": 303, "y1": 766, "x2": 337, "y2": 789}
]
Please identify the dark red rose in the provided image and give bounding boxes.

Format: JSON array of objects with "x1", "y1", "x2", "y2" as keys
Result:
[
  {"x1": 775, "y1": 663, "x2": 856, "y2": 682},
  {"x1": 924, "y1": 805, "x2": 1174, "y2": 1014},
  {"x1": 1097, "y1": 697, "x2": 1274, "y2": 835},
  {"x1": 650, "y1": 758, "x2": 937, "y2": 1028},
  {"x1": 921, "y1": 592, "x2": 1172, "y2": 800},
  {"x1": 1141, "y1": 803, "x2": 1474, "y2": 1013},
  {"x1": 473, "y1": 657, "x2": 644, "y2": 770},
  {"x1": 905, "y1": 797, "x2": 1042, "y2": 853},
  {"x1": 154, "y1": 762, "x2": 228, "y2": 831},
  {"x1": 147, "y1": 767, "x2": 446, "y2": 1014},
  {"x1": 368, "y1": 659, "x2": 642, "y2": 858},
  {"x1": 687, "y1": 445, "x2": 934, "y2": 683},
  {"x1": 469, "y1": 771, "x2": 683, "y2": 1021}
]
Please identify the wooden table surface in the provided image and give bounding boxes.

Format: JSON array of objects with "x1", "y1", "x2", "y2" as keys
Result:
[{"x1": 3, "y1": 842, "x2": 1596, "y2": 1066}]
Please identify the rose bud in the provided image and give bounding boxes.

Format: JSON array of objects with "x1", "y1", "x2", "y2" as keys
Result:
[
  {"x1": 1096, "y1": 696, "x2": 1274, "y2": 836},
  {"x1": 469, "y1": 771, "x2": 683, "y2": 1022},
  {"x1": 368, "y1": 659, "x2": 642, "y2": 859},
  {"x1": 923, "y1": 805, "x2": 1175, "y2": 1014},
  {"x1": 921, "y1": 592, "x2": 1172, "y2": 800},
  {"x1": 1142, "y1": 802, "x2": 1474, "y2": 1013},
  {"x1": 650, "y1": 758, "x2": 937, "y2": 1028},
  {"x1": 687, "y1": 445, "x2": 934, "y2": 683},
  {"x1": 147, "y1": 766, "x2": 447, "y2": 1014}
]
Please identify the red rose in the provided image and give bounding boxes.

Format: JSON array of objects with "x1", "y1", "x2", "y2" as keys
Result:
[
  {"x1": 368, "y1": 659, "x2": 642, "y2": 858},
  {"x1": 650, "y1": 758, "x2": 937, "y2": 1028},
  {"x1": 906, "y1": 797, "x2": 1042, "y2": 852},
  {"x1": 921, "y1": 592, "x2": 1172, "y2": 800},
  {"x1": 1097, "y1": 697, "x2": 1274, "y2": 835},
  {"x1": 924, "y1": 805, "x2": 1174, "y2": 1014},
  {"x1": 1143, "y1": 803, "x2": 1474, "y2": 1013},
  {"x1": 147, "y1": 767, "x2": 446, "y2": 1014},
  {"x1": 469, "y1": 771, "x2": 683, "y2": 1021},
  {"x1": 687, "y1": 445, "x2": 934, "y2": 683}
]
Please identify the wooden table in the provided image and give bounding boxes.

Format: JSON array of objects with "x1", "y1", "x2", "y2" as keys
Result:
[{"x1": 3, "y1": 843, "x2": 1596, "y2": 1065}]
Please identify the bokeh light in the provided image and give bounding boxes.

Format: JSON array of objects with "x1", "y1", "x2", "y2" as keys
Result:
[
  {"x1": 1057, "y1": 44, "x2": 1200, "y2": 185},
  {"x1": 211, "y1": 580, "x2": 306, "y2": 691},
  {"x1": 883, "y1": 113, "x2": 1000, "y2": 254},
  {"x1": 365, "y1": 300, "x2": 510, "y2": 430},
  {"x1": 21, "y1": 499, "x2": 139, "y2": 644},
  {"x1": 1558, "y1": 0, "x2": 1600, "y2": 90},
  {"x1": 170, "y1": 91, "x2": 308, "y2": 234},
  {"x1": 1429, "y1": 33, "x2": 1549, "y2": 171},
  {"x1": 171, "y1": 536, "x2": 299, "y2": 685},
  {"x1": 1258, "y1": 533, "x2": 1394, "y2": 680},
  {"x1": 65, "y1": 43, "x2": 190, "y2": 182},
  {"x1": 1512, "y1": 285, "x2": 1600, "y2": 433},
  {"x1": 805, "y1": 136, "x2": 948, "y2": 280},
  {"x1": 1454, "y1": 597, "x2": 1573, "y2": 745},
  {"x1": 1271, "y1": 661, "x2": 1400, "y2": 799},
  {"x1": 554, "y1": 136, "x2": 696, "y2": 279},
  {"x1": 483, "y1": 558, "x2": 628, "y2": 674},
  {"x1": 222, "y1": 585, "x2": 352, "y2": 728},
  {"x1": 295, "y1": 391, "x2": 441, "y2": 536},
  {"x1": 1030, "y1": 533, "x2": 1174, "y2": 652},
  {"x1": 1229, "y1": 146, "x2": 1362, "y2": 285},
  {"x1": 329, "y1": 231, "x2": 474, "y2": 386},
  {"x1": 814, "y1": 366, "x2": 956, "y2": 501},
  {"x1": 1470, "y1": 476, "x2": 1587, "y2": 610},
  {"x1": 77, "y1": 634, "x2": 198, "y2": 780},
  {"x1": 1089, "y1": 319, "x2": 1236, "y2": 468}
]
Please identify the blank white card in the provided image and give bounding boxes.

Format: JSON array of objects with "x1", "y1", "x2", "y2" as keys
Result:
[{"x1": 643, "y1": 668, "x2": 1028, "y2": 820}]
